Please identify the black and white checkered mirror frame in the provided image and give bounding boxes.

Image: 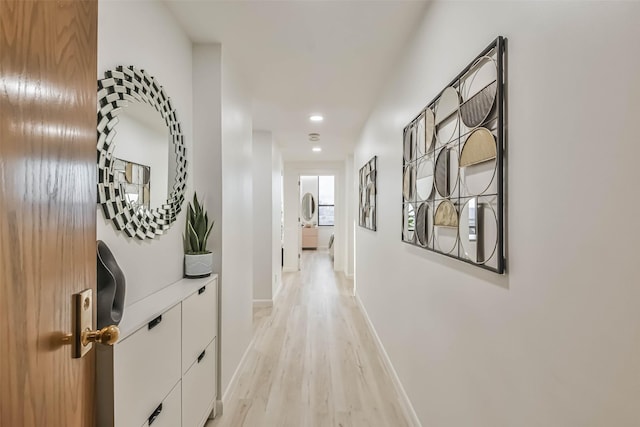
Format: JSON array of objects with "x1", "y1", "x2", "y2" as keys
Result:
[{"x1": 97, "y1": 65, "x2": 187, "y2": 240}]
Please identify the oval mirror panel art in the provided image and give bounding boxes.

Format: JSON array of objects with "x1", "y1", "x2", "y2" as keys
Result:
[
  {"x1": 400, "y1": 37, "x2": 506, "y2": 274},
  {"x1": 359, "y1": 156, "x2": 377, "y2": 231}
]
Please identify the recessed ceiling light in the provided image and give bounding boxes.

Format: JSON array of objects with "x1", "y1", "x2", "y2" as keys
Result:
[
  {"x1": 308, "y1": 133, "x2": 320, "y2": 142},
  {"x1": 312, "y1": 147, "x2": 322, "y2": 152},
  {"x1": 309, "y1": 115, "x2": 323, "y2": 122}
]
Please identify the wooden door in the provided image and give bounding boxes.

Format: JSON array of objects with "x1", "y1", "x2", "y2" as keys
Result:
[{"x1": 0, "y1": 1, "x2": 98, "y2": 426}]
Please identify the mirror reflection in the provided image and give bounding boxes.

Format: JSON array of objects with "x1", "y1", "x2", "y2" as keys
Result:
[
  {"x1": 434, "y1": 200, "x2": 458, "y2": 254},
  {"x1": 424, "y1": 108, "x2": 435, "y2": 154},
  {"x1": 417, "y1": 114, "x2": 425, "y2": 156},
  {"x1": 404, "y1": 125, "x2": 415, "y2": 162},
  {"x1": 416, "y1": 158, "x2": 434, "y2": 201},
  {"x1": 435, "y1": 87, "x2": 460, "y2": 146},
  {"x1": 459, "y1": 197, "x2": 498, "y2": 264},
  {"x1": 403, "y1": 203, "x2": 415, "y2": 242},
  {"x1": 415, "y1": 202, "x2": 431, "y2": 247},
  {"x1": 460, "y1": 57, "x2": 497, "y2": 129},
  {"x1": 112, "y1": 102, "x2": 173, "y2": 211},
  {"x1": 435, "y1": 147, "x2": 459, "y2": 198},
  {"x1": 113, "y1": 159, "x2": 150, "y2": 212},
  {"x1": 460, "y1": 128, "x2": 497, "y2": 196},
  {"x1": 403, "y1": 164, "x2": 415, "y2": 201}
]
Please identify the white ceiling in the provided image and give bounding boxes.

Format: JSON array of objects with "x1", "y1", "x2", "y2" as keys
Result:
[{"x1": 165, "y1": 0, "x2": 429, "y2": 162}]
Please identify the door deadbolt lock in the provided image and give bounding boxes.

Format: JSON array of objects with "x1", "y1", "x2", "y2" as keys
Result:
[{"x1": 65, "y1": 289, "x2": 120, "y2": 359}]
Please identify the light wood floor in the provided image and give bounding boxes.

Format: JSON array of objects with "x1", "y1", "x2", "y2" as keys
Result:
[{"x1": 207, "y1": 250, "x2": 410, "y2": 427}]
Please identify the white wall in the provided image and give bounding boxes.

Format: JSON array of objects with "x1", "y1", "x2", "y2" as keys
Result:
[
  {"x1": 194, "y1": 44, "x2": 262, "y2": 403},
  {"x1": 192, "y1": 43, "x2": 223, "y2": 401},
  {"x1": 271, "y1": 145, "x2": 283, "y2": 299},
  {"x1": 101, "y1": 1, "x2": 255, "y2": 410},
  {"x1": 220, "y1": 52, "x2": 254, "y2": 394},
  {"x1": 192, "y1": 44, "x2": 222, "y2": 284},
  {"x1": 344, "y1": 154, "x2": 355, "y2": 279},
  {"x1": 283, "y1": 162, "x2": 344, "y2": 271},
  {"x1": 253, "y1": 130, "x2": 281, "y2": 302},
  {"x1": 354, "y1": 2, "x2": 640, "y2": 426},
  {"x1": 283, "y1": 165, "x2": 299, "y2": 272},
  {"x1": 316, "y1": 227, "x2": 334, "y2": 250},
  {"x1": 97, "y1": 0, "x2": 193, "y2": 306}
]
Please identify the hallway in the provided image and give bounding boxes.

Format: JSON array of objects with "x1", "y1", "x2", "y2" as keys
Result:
[{"x1": 209, "y1": 250, "x2": 410, "y2": 427}]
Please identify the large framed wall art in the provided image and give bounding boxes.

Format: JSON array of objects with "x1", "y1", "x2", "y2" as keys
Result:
[
  {"x1": 359, "y1": 156, "x2": 377, "y2": 231},
  {"x1": 401, "y1": 37, "x2": 506, "y2": 274}
]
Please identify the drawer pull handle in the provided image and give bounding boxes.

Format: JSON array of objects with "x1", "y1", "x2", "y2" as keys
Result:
[
  {"x1": 148, "y1": 403, "x2": 163, "y2": 425},
  {"x1": 198, "y1": 286, "x2": 206, "y2": 295},
  {"x1": 197, "y1": 349, "x2": 206, "y2": 363},
  {"x1": 148, "y1": 315, "x2": 162, "y2": 330}
]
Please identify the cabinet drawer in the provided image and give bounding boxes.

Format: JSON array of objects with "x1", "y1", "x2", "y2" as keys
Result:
[
  {"x1": 182, "y1": 278, "x2": 217, "y2": 374},
  {"x1": 141, "y1": 381, "x2": 181, "y2": 427},
  {"x1": 302, "y1": 227, "x2": 317, "y2": 237},
  {"x1": 114, "y1": 304, "x2": 181, "y2": 427},
  {"x1": 302, "y1": 236, "x2": 318, "y2": 248},
  {"x1": 182, "y1": 338, "x2": 216, "y2": 427}
]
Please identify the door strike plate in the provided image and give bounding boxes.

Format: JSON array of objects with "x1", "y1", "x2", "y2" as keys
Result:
[{"x1": 71, "y1": 289, "x2": 93, "y2": 358}]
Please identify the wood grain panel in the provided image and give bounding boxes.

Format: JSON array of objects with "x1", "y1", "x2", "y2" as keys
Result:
[{"x1": 0, "y1": 1, "x2": 98, "y2": 426}]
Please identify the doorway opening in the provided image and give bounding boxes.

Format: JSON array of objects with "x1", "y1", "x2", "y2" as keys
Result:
[{"x1": 299, "y1": 175, "x2": 335, "y2": 270}]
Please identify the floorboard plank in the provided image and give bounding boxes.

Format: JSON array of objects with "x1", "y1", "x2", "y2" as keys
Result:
[{"x1": 209, "y1": 251, "x2": 410, "y2": 427}]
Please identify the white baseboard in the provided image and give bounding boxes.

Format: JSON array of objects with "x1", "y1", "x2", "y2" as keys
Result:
[
  {"x1": 253, "y1": 299, "x2": 273, "y2": 308},
  {"x1": 214, "y1": 400, "x2": 223, "y2": 418},
  {"x1": 355, "y1": 293, "x2": 422, "y2": 427},
  {"x1": 221, "y1": 333, "x2": 257, "y2": 403},
  {"x1": 272, "y1": 281, "x2": 283, "y2": 302},
  {"x1": 282, "y1": 267, "x2": 297, "y2": 273}
]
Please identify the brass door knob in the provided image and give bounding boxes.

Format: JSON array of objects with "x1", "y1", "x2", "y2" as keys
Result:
[{"x1": 81, "y1": 325, "x2": 120, "y2": 346}]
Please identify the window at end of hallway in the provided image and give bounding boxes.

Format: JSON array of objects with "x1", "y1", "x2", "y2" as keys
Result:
[{"x1": 318, "y1": 175, "x2": 334, "y2": 226}]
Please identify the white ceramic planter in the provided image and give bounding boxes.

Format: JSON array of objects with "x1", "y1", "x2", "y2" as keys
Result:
[{"x1": 184, "y1": 253, "x2": 213, "y2": 278}]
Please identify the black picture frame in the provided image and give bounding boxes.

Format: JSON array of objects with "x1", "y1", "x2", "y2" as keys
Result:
[
  {"x1": 359, "y1": 156, "x2": 377, "y2": 231},
  {"x1": 401, "y1": 36, "x2": 506, "y2": 274}
]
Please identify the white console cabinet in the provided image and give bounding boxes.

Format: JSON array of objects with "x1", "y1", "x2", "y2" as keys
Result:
[{"x1": 97, "y1": 276, "x2": 218, "y2": 427}]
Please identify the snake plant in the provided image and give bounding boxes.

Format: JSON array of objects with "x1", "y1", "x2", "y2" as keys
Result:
[{"x1": 183, "y1": 193, "x2": 214, "y2": 255}]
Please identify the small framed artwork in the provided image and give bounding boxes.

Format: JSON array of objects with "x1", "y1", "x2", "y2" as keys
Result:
[{"x1": 359, "y1": 156, "x2": 377, "y2": 231}]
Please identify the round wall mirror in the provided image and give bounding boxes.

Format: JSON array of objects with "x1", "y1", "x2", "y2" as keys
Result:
[
  {"x1": 301, "y1": 192, "x2": 316, "y2": 223},
  {"x1": 97, "y1": 66, "x2": 187, "y2": 240}
]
